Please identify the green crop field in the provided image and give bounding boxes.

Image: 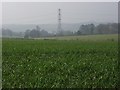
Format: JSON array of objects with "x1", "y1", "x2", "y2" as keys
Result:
[
  {"x1": 2, "y1": 34, "x2": 119, "y2": 88},
  {"x1": 0, "y1": 38, "x2": 2, "y2": 89}
]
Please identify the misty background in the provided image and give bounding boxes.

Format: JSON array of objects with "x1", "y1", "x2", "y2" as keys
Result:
[{"x1": 1, "y1": 2, "x2": 118, "y2": 38}]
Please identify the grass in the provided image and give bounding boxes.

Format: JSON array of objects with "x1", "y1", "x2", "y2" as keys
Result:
[
  {"x1": 0, "y1": 38, "x2": 1, "y2": 89},
  {"x1": 2, "y1": 34, "x2": 118, "y2": 88},
  {"x1": 35, "y1": 34, "x2": 118, "y2": 41}
]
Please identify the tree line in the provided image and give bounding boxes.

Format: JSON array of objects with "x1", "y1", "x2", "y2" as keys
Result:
[
  {"x1": 76, "y1": 23, "x2": 118, "y2": 35},
  {"x1": 2, "y1": 28, "x2": 24, "y2": 38},
  {"x1": 2, "y1": 23, "x2": 118, "y2": 38},
  {"x1": 24, "y1": 23, "x2": 118, "y2": 38},
  {"x1": 24, "y1": 25, "x2": 51, "y2": 38}
]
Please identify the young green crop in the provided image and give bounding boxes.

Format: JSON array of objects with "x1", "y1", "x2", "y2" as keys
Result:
[{"x1": 2, "y1": 35, "x2": 118, "y2": 88}]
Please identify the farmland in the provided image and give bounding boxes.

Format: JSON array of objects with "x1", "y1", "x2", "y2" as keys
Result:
[
  {"x1": 0, "y1": 38, "x2": 2, "y2": 89},
  {"x1": 2, "y1": 34, "x2": 118, "y2": 88}
]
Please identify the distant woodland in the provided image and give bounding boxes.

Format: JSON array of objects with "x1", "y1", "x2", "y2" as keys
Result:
[{"x1": 2, "y1": 23, "x2": 118, "y2": 38}]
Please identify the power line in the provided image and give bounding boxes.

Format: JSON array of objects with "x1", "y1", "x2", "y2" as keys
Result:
[{"x1": 57, "y1": 8, "x2": 62, "y2": 35}]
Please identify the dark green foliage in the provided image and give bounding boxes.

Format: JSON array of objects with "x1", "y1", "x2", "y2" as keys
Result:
[{"x1": 2, "y1": 38, "x2": 118, "y2": 88}]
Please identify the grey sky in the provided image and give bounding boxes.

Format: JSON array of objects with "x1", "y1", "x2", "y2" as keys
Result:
[
  {"x1": 2, "y1": 2, "x2": 118, "y2": 24},
  {"x1": 0, "y1": 2, "x2": 2, "y2": 25}
]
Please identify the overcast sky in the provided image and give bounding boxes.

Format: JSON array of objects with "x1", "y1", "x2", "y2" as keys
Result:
[{"x1": 2, "y1": 2, "x2": 118, "y2": 24}]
